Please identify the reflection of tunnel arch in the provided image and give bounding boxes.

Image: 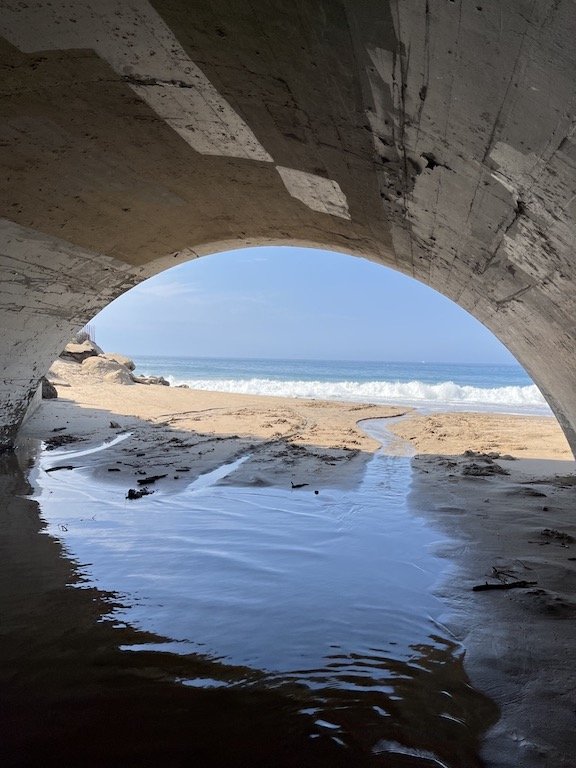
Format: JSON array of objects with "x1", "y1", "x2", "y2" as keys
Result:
[{"x1": 1, "y1": 1, "x2": 576, "y2": 452}]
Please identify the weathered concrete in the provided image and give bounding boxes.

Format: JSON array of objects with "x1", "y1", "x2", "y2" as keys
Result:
[{"x1": 1, "y1": 1, "x2": 576, "y2": 451}]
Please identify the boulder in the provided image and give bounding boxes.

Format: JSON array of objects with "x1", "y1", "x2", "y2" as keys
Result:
[
  {"x1": 60, "y1": 339, "x2": 104, "y2": 363},
  {"x1": 81, "y1": 355, "x2": 134, "y2": 385},
  {"x1": 74, "y1": 330, "x2": 90, "y2": 344},
  {"x1": 105, "y1": 367, "x2": 135, "y2": 385},
  {"x1": 41, "y1": 377, "x2": 58, "y2": 399},
  {"x1": 101, "y1": 352, "x2": 135, "y2": 371},
  {"x1": 131, "y1": 374, "x2": 170, "y2": 386}
]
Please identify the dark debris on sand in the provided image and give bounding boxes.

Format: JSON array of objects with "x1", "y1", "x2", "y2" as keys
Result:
[
  {"x1": 540, "y1": 528, "x2": 574, "y2": 545},
  {"x1": 462, "y1": 461, "x2": 509, "y2": 477},
  {"x1": 44, "y1": 434, "x2": 85, "y2": 451},
  {"x1": 136, "y1": 474, "x2": 167, "y2": 486},
  {"x1": 126, "y1": 487, "x2": 154, "y2": 500}
]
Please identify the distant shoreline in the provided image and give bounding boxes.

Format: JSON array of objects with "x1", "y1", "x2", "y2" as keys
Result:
[{"x1": 128, "y1": 354, "x2": 549, "y2": 417}]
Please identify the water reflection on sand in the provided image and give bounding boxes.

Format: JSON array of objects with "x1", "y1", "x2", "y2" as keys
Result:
[{"x1": 0, "y1": 421, "x2": 498, "y2": 766}]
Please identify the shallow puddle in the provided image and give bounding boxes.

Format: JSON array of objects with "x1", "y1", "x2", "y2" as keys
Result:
[{"x1": 0, "y1": 420, "x2": 498, "y2": 766}]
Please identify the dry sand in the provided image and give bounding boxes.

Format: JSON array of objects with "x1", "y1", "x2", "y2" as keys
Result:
[
  {"x1": 389, "y1": 410, "x2": 572, "y2": 459},
  {"x1": 19, "y1": 360, "x2": 576, "y2": 767}
]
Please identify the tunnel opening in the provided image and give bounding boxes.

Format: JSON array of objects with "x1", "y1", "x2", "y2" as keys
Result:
[
  {"x1": 2, "y1": 1, "x2": 576, "y2": 762},
  {"x1": 3, "y1": 218, "x2": 571, "y2": 459},
  {"x1": 12, "y1": 244, "x2": 574, "y2": 767},
  {"x1": 89, "y1": 244, "x2": 549, "y2": 418}
]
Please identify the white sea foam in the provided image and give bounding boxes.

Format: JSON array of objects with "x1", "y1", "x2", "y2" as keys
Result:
[{"x1": 166, "y1": 376, "x2": 550, "y2": 414}]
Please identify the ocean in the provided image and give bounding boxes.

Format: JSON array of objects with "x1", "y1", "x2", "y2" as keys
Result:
[{"x1": 134, "y1": 356, "x2": 550, "y2": 415}]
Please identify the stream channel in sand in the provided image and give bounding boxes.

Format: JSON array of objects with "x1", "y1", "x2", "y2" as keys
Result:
[{"x1": 20, "y1": 417, "x2": 498, "y2": 766}]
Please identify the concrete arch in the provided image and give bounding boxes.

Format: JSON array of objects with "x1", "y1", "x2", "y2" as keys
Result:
[{"x1": 1, "y1": 1, "x2": 576, "y2": 452}]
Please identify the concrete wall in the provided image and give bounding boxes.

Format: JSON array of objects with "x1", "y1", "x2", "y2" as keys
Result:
[{"x1": 1, "y1": 1, "x2": 576, "y2": 452}]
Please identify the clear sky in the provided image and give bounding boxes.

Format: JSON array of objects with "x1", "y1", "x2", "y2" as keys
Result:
[{"x1": 93, "y1": 246, "x2": 517, "y2": 364}]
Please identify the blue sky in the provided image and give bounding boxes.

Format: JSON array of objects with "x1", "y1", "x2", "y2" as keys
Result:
[{"x1": 93, "y1": 246, "x2": 517, "y2": 364}]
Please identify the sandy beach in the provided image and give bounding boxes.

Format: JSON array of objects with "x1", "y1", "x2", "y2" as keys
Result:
[
  {"x1": 24, "y1": 358, "x2": 411, "y2": 491},
  {"x1": 16, "y1": 358, "x2": 576, "y2": 767}
]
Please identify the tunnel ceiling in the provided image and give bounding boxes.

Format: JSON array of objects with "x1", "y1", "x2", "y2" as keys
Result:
[{"x1": 1, "y1": 0, "x2": 576, "y2": 451}]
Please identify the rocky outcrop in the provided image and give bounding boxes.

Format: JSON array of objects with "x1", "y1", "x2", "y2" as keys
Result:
[
  {"x1": 131, "y1": 374, "x2": 170, "y2": 386},
  {"x1": 54, "y1": 338, "x2": 169, "y2": 387},
  {"x1": 81, "y1": 355, "x2": 134, "y2": 385},
  {"x1": 60, "y1": 339, "x2": 104, "y2": 363},
  {"x1": 101, "y1": 352, "x2": 135, "y2": 371},
  {"x1": 41, "y1": 377, "x2": 57, "y2": 399},
  {"x1": 74, "y1": 330, "x2": 90, "y2": 344}
]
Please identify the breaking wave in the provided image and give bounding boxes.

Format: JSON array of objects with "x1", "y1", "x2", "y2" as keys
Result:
[{"x1": 166, "y1": 376, "x2": 550, "y2": 414}]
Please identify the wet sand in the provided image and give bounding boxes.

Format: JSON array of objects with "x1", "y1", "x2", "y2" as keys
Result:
[
  {"x1": 389, "y1": 413, "x2": 576, "y2": 767},
  {"x1": 13, "y1": 362, "x2": 576, "y2": 766}
]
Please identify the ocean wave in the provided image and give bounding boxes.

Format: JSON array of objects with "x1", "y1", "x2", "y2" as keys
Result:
[{"x1": 166, "y1": 376, "x2": 550, "y2": 412}]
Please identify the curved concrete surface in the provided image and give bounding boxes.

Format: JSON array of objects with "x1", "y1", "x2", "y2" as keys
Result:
[{"x1": 1, "y1": 1, "x2": 576, "y2": 451}]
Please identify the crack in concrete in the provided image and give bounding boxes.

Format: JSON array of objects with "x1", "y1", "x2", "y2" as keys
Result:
[
  {"x1": 494, "y1": 284, "x2": 532, "y2": 308},
  {"x1": 122, "y1": 76, "x2": 194, "y2": 89},
  {"x1": 475, "y1": 196, "x2": 528, "y2": 276}
]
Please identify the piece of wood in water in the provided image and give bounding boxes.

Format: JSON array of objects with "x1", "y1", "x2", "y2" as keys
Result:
[
  {"x1": 45, "y1": 465, "x2": 75, "y2": 473},
  {"x1": 137, "y1": 474, "x2": 168, "y2": 486},
  {"x1": 472, "y1": 580, "x2": 537, "y2": 592}
]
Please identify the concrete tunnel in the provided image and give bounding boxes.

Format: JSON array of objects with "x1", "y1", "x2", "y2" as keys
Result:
[{"x1": 1, "y1": 0, "x2": 576, "y2": 452}]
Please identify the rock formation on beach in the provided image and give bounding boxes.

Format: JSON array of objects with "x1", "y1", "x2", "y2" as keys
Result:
[
  {"x1": 40, "y1": 377, "x2": 57, "y2": 400},
  {"x1": 60, "y1": 338, "x2": 104, "y2": 364},
  {"x1": 100, "y1": 353, "x2": 136, "y2": 371},
  {"x1": 46, "y1": 337, "x2": 170, "y2": 392},
  {"x1": 81, "y1": 355, "x2": 135, "y2": 385}
]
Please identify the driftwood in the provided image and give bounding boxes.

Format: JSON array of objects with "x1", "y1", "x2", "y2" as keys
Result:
[
  {"x1": 136, "y1": 474, "x2": 167, "y2": 486},
  {"x1": 472, "y1": 580, "x2": 537, "y2": 592},
  {"x1": 45, "y1": 465, "x2": 75, "y2": 473}
]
